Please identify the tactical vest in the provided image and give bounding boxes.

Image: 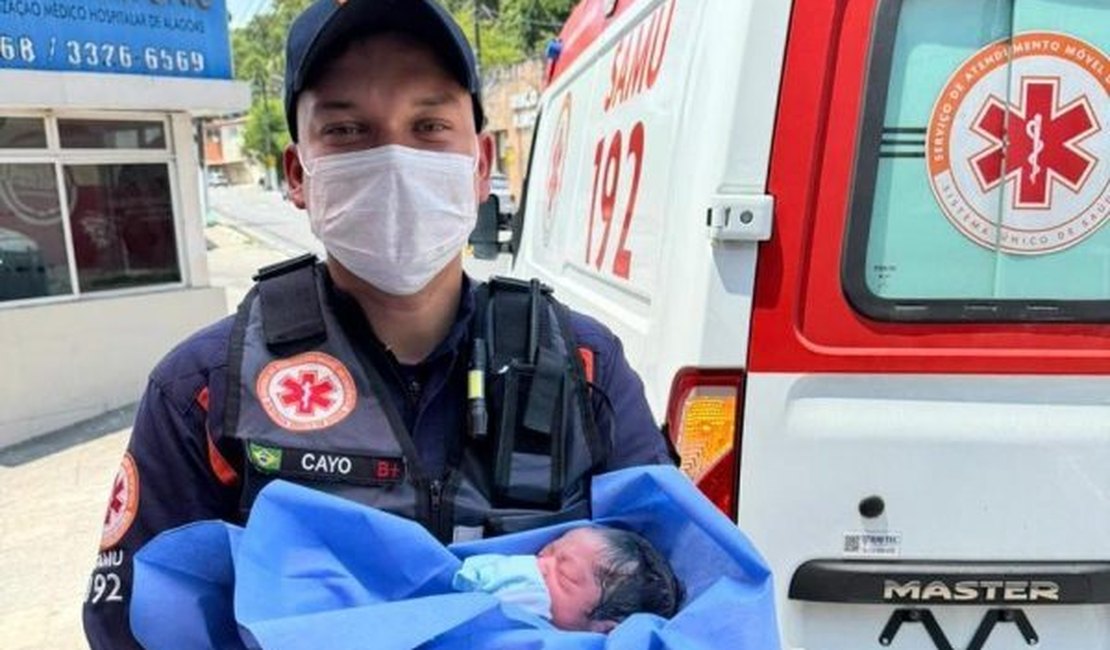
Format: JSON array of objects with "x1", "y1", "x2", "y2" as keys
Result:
[{"x1": 223, "y1": 255, "x2": 608, "y2": 543}]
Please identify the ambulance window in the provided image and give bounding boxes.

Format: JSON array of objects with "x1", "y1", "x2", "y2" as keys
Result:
[{"x1": 844, "y1": 0, "x2": 1110, "y2": 321}]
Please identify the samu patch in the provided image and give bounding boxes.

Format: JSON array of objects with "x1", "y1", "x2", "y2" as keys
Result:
[
  {"x1": 256, "y1": 352, "x2": 357, "y2": 432},
  {"x1": 100, "y1": 453, "x2": 139, "y2": 550}
]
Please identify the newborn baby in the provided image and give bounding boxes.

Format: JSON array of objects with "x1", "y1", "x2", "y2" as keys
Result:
[{"x1": 452, "y1": 526, "x2": 683, "y2": 632}]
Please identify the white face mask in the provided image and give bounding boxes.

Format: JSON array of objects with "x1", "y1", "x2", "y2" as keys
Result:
[{"x1": 301, "y1": 144, "x2": 479, "y2": 295}]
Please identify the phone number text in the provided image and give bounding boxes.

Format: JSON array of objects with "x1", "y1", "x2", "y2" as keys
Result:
[{"x1": 0, "y1": 34, "x2": 206, "y2": 73}]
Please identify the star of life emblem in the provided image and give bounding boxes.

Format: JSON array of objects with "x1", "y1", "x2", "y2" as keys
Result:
[
  {"x1": 100, "y1": 453, "x2": 139, "y2": 551},
  {"x1": 926, "y1": 32, "x2": 1109, "y2": 255},
  {"x1": 257, "y1": 352, "x2": 357, "y2": 432},
  {"x1": 543, "y1": 93, "x2": 573, "y2": 248}
]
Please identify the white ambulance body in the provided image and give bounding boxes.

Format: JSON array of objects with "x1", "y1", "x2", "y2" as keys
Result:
[{"x1": 510, "y1": 0, "x2": 1110, "y2": 647}]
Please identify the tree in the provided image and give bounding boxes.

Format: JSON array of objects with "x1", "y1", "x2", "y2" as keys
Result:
[
  {"x1": 242, "y1": 98, "x2": 289, "y2": 183},
  {"x1": 442, "y1": 0, "x2": 577, "y2": 67},
  {"x1": 500, "y1": 0, "x2": 577, "y2": 53},
  {"x1": 231, "y1": 0, "x2": 311, "y2": 185},
  {"x1": 448, "y1": 5, "x2": 522, "y2": 68}
]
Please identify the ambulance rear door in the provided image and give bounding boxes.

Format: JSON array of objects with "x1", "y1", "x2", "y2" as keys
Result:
[{"x1": 743, "y1": 0, "x2": 1110, "y2": 647}]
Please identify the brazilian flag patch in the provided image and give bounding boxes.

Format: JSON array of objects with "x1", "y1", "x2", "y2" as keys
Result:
[{"x1": 248, "y1": 442, "x2": 283, "y2": 473}]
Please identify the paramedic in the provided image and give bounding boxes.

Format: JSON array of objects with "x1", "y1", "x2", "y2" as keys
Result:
[{"x1": 81, "y1": 1, "x2": 674, "y2": 647}]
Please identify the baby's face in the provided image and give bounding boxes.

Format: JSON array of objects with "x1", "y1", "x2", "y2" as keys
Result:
[{"x1": 536, "y1": 528, "x2": 613, "y2": 633}]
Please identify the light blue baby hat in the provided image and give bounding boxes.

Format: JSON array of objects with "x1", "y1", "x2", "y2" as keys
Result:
[{"x1": 451, "y1": 554, "x2": 553, "y2": 620}]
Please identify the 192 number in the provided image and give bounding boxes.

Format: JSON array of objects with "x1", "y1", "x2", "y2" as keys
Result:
[
  {"x1": 586, "y1": 122, "x2": 644, "y2": 280},
  {"x1": 86, "y1": 572, "x2": 123, "y2": 604}
]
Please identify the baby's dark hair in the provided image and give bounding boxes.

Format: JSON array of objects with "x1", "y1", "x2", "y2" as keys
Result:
[{"x1": 588, "y1": 527, "x2": 685, "y2": 624}]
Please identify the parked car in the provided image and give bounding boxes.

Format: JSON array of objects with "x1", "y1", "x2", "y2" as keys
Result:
[
  {"x1": 206, "y1": 169, "x2": 229, "y2": 187},
  {"x1": 488, "y1": 172, "x2": 516, "y2": 250},
  {"x1": 488, "y1": 172, "x2": 516, "y2": 218}
]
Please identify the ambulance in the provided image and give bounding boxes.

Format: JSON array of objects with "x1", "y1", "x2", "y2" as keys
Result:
[{"x1": 502, "y1": 0, "x2": 1110, "y2": 647}]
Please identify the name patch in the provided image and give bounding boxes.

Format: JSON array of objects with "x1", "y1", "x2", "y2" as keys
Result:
[{"x1": 248, "y1": 443, "x2": 405, "y2": 486}]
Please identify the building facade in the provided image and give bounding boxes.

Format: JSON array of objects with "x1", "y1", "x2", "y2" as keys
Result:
[
  {"x1": 481, "y1": 58, "x2": 544, "y2": 201},
  {"x1": 0, "y1": 0, "x2": 249, "y2": 446},
  {"x1": 203, "y1": 115, "x2": 257, "y2": 186}
]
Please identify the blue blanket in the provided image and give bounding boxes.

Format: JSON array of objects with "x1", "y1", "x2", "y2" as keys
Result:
[{"x1": 132, "y1": 466, "x2": 780, "y2": 649}]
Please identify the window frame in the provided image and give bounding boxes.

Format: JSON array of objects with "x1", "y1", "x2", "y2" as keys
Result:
[
  {"x1": 841, "y1": 0, "x2": 1110, "y2": 323},
  {"x1": 0, "y1": 113, "x2": 49, "y2": 151},
  {"x1": 0, "y1": 110, "x2": 185, "y2": 309},
  {"x1": 56, "y1": 116, "x2": 169, "y2": 151}
]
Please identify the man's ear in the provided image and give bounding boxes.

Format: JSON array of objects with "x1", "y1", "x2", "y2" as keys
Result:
[
  {"x1": 587, "y1": 619, "x2": 618, "y2": 634},
  {"x1": 282, "y1": 143, "x2": 308, "y2": 210},
  {"x1": 476, "y1": 132, "x2": 495, "y2": 203}
]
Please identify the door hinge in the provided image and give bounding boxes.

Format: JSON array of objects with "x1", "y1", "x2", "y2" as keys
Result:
[{"x1": 706, "y1": 194, "x2": 773, "y2": 243}]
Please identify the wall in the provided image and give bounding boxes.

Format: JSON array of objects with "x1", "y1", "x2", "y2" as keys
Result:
[
  {"x1": 203, "y1": 117, "x2": 258, "y2": 186},
  {"x1": 481, "y1": 58, "x2": 545, "y2": 199},
  {"x1": 220, "y1": 121, "x2": 246, "y2": 163},
  {"x1": 0, "y1": 286, "x2": 226, "y2": 447},
  {"x1": 0, "y1": 70, "x2": 249, "y2": 115}
]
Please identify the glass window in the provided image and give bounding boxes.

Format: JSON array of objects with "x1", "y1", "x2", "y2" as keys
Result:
[
  {"x1": 58, "y1": 119, "x2": 166, "y2": 150},
  {"x1": 65, "y1": 164, "x2": 180, "y2": 292},
  {"x1": 844, "y1": 0, "x2": 1110, "y2": 321},
  {"x1": 0, "y1": 164, "x2": 74, "y2": 301},
  {"x1": 0, "y1": 117, "x2": 47, "y2": 149}
]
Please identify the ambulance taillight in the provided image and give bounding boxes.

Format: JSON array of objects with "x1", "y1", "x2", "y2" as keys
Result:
[{"x1": 665, "y1": 368, "x2": 744, "y2": 518}]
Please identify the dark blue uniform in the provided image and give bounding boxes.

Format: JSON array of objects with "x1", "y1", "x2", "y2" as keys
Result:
[{"x1": 82, "y1": 275, "x2": 672, "y2": 648}]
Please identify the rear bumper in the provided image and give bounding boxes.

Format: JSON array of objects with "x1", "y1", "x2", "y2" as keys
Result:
[{"x1": 789, "y1": 559, "x2": 1110, "y2": 605}]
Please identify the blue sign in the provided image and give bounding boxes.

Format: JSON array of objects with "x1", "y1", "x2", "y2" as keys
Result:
[{"x1": 0, "y1": 0, "x2": 232, "y2": 80}]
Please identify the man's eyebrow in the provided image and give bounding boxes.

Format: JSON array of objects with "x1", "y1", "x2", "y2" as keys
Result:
[
  {"x1": 316, "y1": 99, "x2": 356, "y2": 112},
  {"x1": 414, "y1": 92, "x2": 461, "y2": 108}
]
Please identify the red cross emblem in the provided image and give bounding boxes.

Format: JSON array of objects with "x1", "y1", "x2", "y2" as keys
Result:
[
  {"x1": 100, "y1": 454, "x2": 139, "y2": 550},
  {"x1": 104, "y1": 474, "x2": 127, "y2": 525},
  {"x1": 546, "y1": 135, "x2": 567, "y2": 209},
  {"x1": 543, "y1": 93, "x2": 573, "y2": 245},
  {"x1": 971, "y1": 77, "x2": 1100, "y2": 209},
  {"x1": 278, "y1": 370, "x2": 336, "y2": 415},
  {"x1": 257, "y1": 352, "x2": 357, "y2": 432}
]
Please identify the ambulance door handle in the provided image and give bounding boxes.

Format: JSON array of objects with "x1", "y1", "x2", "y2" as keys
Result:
[{"x1": 706, "y1": 194, "x2": 773, "y2": 243}]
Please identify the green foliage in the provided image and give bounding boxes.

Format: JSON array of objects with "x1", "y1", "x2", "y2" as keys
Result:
[
  {"x1": 440, "y1": 0, "x2": 577, "y2": 66},
  {"x1": 501, "y1": 0, "x2": 577, "y2": 53},
  {"x1": 242, "y1": 98, "x2": 289, "y2": 176},
  {"x1": 447, "y1": 6, "x2": 522, "y2": 68},
  {"x1": 231, "y1": 0, "x2": 311, "y2": 165}
]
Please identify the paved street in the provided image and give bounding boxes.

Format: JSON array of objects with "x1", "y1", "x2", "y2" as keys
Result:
[
  {"x1": 208, "y1": 185, "x2": 325, "y2": 258},
  {"x1": 0, "y1": 408, "x2": 133, "y2": 650},
  {"x1": 0, "y1": 184, "x2": 514, "y2": 649}
]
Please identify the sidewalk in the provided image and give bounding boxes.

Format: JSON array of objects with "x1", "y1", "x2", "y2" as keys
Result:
[{"x1": 0, "y1": 221, "x2": 285, "y2": 649}]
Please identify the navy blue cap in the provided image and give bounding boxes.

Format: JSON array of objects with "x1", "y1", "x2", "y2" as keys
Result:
[{"x1": 284, "y1": 0, "x2": 484, "y2": 141}]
